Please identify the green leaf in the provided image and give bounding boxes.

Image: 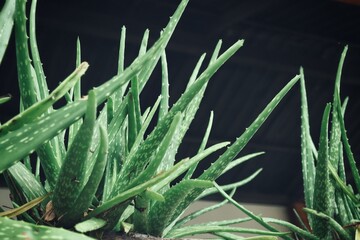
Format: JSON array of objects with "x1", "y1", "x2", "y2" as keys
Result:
[
  {"x1": 0, "y1": 0, "x2": 15, "y2": 64},
  {"x1": 158, "y1": 51, "x2": 169, "y2": 122},
  {"x1": 299, "y1": 67, "x2": 316, "y2": 222},
  {"x1": 335, "y1": 88, "x2": 360, "y2": 193},
  {"x1": 184, "y1": 111, "x2": 214, "y2": 179},
  {"x1": 60, "y1": 125, "x2": 109, "y2": 226},
  {"x1": 75, "y1": 218, "x2": 107, "y2": 233},
  {"x1": 0, "y1": 217, "x2": 95, "y2": 240},
  {"x1": 52, "y1": 90, "x2": 97, "y2": 220},
  {"x1": 312, "y1": 103, "x2": 331, "y2": 239}
]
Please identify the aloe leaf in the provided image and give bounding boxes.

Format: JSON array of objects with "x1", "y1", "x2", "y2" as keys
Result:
[
  {"x1": 0, "y1": 0, "x2": 15, "y2": 64},
  {"x1": 200, "y1": 74, "x2": 300, "y2": 181},
  {"x1": 222, "y1": 152, "x2": 265, "y2": 175},
  {"x1": 0, "y1": 94, "x2": 11, "y2": 105},
  {"x1": 60, "y1": 126, "x2": 108, "y2": 226},
  {"x1": 52, "y1": 90, "x2": 97, "y2": 219},
  {"x1": 166, "y1": 225, "x2": 289, "y2": 239},
  {"x1": 14, "y1": 0, "x2": 38, "y2": 109},
  {"x1": 304, "y1": 208, "x2": 352, "y2": 240},
  {"x1": 329, "y1": 163, "x2": 359, "y2": 204},
  {"x1": 29, "y1": 0, "x2": 48, "y2": 101},
  {"x1": 68, "y1": 38, "x2": 83, "y2": 146},
  {"x1": 184, "y1": 111, "x2": 214, "y2": 179},
  {"x1": 148, "y1": 179, "x2": 213, "y2": 236},
  {"x1": 327, "y1": 46, "x2": 348, "y2": 220},
  {"x1": 185, "y1": 53, "x2": 206, "y2": 90},
  {"x1": 312, "y1": 103, "x2": 331, "y2": 239},
  {"x1": 0, "y1": 217, "x2": 95, "y2": 240},
  {"x1": 75, "y1": 217, "x2": 107, "y2": 233},
  {"x1": 214, "y1": 182, "x2": 291, "y2": 240},
  {"x1": 158, "y1": 51, "x2": 169, "y2": 122},
  {"x1": 335, "y1": 89, "x2": 360, "y2": 193},
  {"x1": 299, "y1": 67, "x2": 316, "y2": 217},
  {"x1": 0, "y1": 193, "x2": 50, "y2": 218},
  {"x1": 264, "y1": 218, "x2": 319, "y2": 240},
  {"x1": 144, "y1": 189, "x2": 165, "y2": 202}
]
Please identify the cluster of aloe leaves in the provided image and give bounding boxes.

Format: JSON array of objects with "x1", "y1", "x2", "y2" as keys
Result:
[
  {"x1": 293, "y1": 46, "x2": 360, "y2": 240},
  {"x1": 0, "y1": 0, "x2": 303, "y2": 239}
]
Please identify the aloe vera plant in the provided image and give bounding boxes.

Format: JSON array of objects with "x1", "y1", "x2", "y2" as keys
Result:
[
  {"x1": 0, "y1": 0, "x2": 301, "y2": 239},
  {"x1": 269, "y1": 46, "x2": 360, "y2": 240}
]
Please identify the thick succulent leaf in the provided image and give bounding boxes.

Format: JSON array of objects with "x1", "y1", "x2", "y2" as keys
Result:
[
  {"x1": 299, "y1": 67, "x2": 316, "y2": 216},
  {"x1": 327, "y1": 46, "x2": 348, "y2": 219},
  {"x1": 59, "y1": 126, "x2": 108, "y2": 226},
  {"x1": 14, "y1": 0, "x2": 38, "y2": 109},
  {"x1": 199, "y1": 74, "x2": 299, "y2": 181},
  {"x1": 312, "y1": 103, "x2": 331, "y2": 239},
  {"x1": 75, "y1": 217, "x2": 107, "y2": 233},
  {"x1": 0, "y1": 217, "x2": 95, "y2": 240},
  {"x1": 0, "y1": 0, "x2": 15, "y2": 64},
  {"x1": 29, "y1": 0, "x2": 49, "y2": 101},
  {"x1": 148, "y1": 179, "x2": 213, "y2": 236},
  {"x1": 68, "y1": 38, "x2": 83, "y2": 146},
  {"x1": 52, "y1": 91, "x2": 97, "y2": 218},
  {"x1": 158, "y1": 51, "x2": 169, "y2": 122},
  {"x1": 166, "y1": 225, "x2": 289, "y2": 239}
]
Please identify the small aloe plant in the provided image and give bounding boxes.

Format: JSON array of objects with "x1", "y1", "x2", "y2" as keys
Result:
[
  {"x1": 0, "y1": 0, "x2": 300, "y2": 239},
  {"x1": 296, "y1": 46, "x2": 360, "y2": 240}
]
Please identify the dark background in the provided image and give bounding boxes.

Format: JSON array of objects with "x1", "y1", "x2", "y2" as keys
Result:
[{"x1": 1, "y1": 0, "x2": 360, "y2": 206}]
